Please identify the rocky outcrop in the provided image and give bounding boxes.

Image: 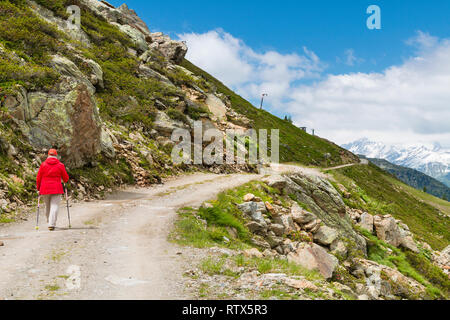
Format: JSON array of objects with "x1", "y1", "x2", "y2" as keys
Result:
[
  {"x1": 432, "y1": 245, "x2": 450, "y2": 276},
  {"x1": 2, "y1": 55, "x2": 109, "y2": 168},
  {"x1": 150, "y1": 32, "x2": 188, "y2": 64},
  {"x1": 113, "y1": 23, "x2": 149, "y2": 52},
  {"x1": 82, "y1": 0, "x2": 187, "y2": 62},
  {"x1": 29, "y1": 0, "x2": 91, "y2": 46},
  {"x1": 205, "y1": 93, "x2": 227, "y2": 122},
  {"x1": 353, "y1": 259, "x2": 426, "y2": 300},
  {"x1": 280, "y1": 174, "x2": 367, "y2": 254},
  {"x1": 153, "y1": 111, "x2": 189, "y2": 137},
  {"x1": 373, "y1": 215, "x2": 402, "y2": 247},
  {"x1": 82, "y1": 0, "x2": 151, "y2": 35},
  {"x1": 373, "y1": 215, "x2": 419, "y2": 252}
]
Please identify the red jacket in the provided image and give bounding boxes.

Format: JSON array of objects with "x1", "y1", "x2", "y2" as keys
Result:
[{"x1": 36, "y1": 157, "x2": 69, "y2": 195}]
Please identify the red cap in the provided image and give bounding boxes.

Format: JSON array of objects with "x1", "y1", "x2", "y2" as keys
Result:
[{"x1": 48, "y1": 149, "x2": 58, "y2": 156}]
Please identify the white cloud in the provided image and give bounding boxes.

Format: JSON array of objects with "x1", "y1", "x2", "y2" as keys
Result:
[
  {"x1": 178, "y1": 29, "x2": 324, "y2": 104},
  {"x1": 286, "y1": 32, "x2": 450, "y2": 147},
  {"x1": 178, "y1": 30, "x2": 450, "y2": 148}
]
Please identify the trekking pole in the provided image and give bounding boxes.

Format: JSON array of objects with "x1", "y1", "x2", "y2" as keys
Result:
[
  {"x1": 64, "y1": 185, "x2": 71, "y2": 229},
  {"x1": 35, "y1": 195, "x2": 40, "y2": 231}
]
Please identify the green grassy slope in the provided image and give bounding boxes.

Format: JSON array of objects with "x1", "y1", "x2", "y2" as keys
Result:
[
  {"x1": 331, "y1": 163, "x2": 450, "y2": 250},
  {"x1": 180, "y1": 59, "x2": 359, "y2": 167},
  {"x1": 368, "y1": 157, "x2": 450, "y2": 201}
]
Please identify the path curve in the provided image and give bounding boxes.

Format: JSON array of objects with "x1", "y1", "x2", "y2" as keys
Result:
[{"x1": 0, "y1": 173, "x2": 259, "y2": 300}]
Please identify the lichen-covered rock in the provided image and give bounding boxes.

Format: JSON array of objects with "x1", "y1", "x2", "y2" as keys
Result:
[
  {"x1": 287, "y1": 243, "x2": 339, "y2": 279},
  {"x1": 3, "y1": 54, "x2": 111, "y2": 168},
  {"x1": 314, "y1": 226, "x2": 339, "y2": 246},
  {"x1": 30, "y1": 1, "x2": 91, "y2": 45},
  {"x1": 100, "y1": 128, "x2": 115, "y2": 158},
  {"x1": 114, "y1": 23, "x2": 149, "y2": 52},
  {"x1": 286, "y1": 173, "x2": 366, "y2": 255},
  {"x1": 83, "y1": 0, "x2": 151, "y2": 36},
  {"x1": 117, "y1": 3, "x2": 152, "y2": 35},
  {"x1": 330, "y1": 240, "x2": 348, "y2": 258}
]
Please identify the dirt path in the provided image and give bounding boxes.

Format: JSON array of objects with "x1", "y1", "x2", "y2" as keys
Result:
[
  {"x1": 266, "y1": 161, "x2": 364, "y2": 178},
  {"x1": 0, "y1": 160, "x2": 364, "y2": 300},
  {"x1": 0, "y1": 173, "x2": 259, "y2": 300}
]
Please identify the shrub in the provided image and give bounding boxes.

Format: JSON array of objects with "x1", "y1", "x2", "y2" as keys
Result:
[
  {"x1": 0, "y1": 1, "x2": 64, "y2": 64},
  {"x1": 167, "y1": 107, "x2": 187, "y2": 123},
  {"x1": 198, "y1": 206, "x2": 249, "y2": 240}
]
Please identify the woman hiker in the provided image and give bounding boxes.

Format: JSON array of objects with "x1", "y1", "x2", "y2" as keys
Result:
[{"x1": 36, "y1": 149, "x2": 70, "y2": 231}]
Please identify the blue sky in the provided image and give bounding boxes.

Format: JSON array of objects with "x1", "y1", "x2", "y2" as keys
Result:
[
  {"x1": 109, "y1": 0, "x2": 450, "y2": 147},
  {"x1": 109, "y1": 0, "x2": 450, "y2": 74}
]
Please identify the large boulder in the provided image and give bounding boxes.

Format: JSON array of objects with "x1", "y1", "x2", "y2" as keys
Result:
[
  {"x1": 287, "y1": 243, "x2": 339, "y2": 279},
  {"x1": 373, "y1": 215, "x2": 402, "y2": 247},
  {"x1": 358, "y1": 212, "x2": 374, "y2": 233},
  {"x1": 3, "y1": 55, "x2": 108, "y2": 168},
  {"x1": 205, "y1": 94, "x2": 227, "y2": 122}
]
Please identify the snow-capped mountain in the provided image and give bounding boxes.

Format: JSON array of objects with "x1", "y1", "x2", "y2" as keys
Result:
[{"x1": 342, "y1": 138, "x2": 450, "y2": 187}]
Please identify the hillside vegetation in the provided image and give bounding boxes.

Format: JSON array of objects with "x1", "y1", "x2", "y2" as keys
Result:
[
  {"x1": 368, "y1": 157, "x2": 450, "y2": 201},
  {"x1": 330, "y1": 163, "x2": 449, "y2": 250},
  {"x1": 0, "y1": 0, "x2": 358, "y2": 219},
  {"x1": 180, "y1": 59, "x2": 359, "y2": 167}
]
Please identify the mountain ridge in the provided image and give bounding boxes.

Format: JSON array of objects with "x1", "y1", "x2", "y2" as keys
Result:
[{"x1": 343, "y1": 138, "x2": 450, "y2": 187}]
